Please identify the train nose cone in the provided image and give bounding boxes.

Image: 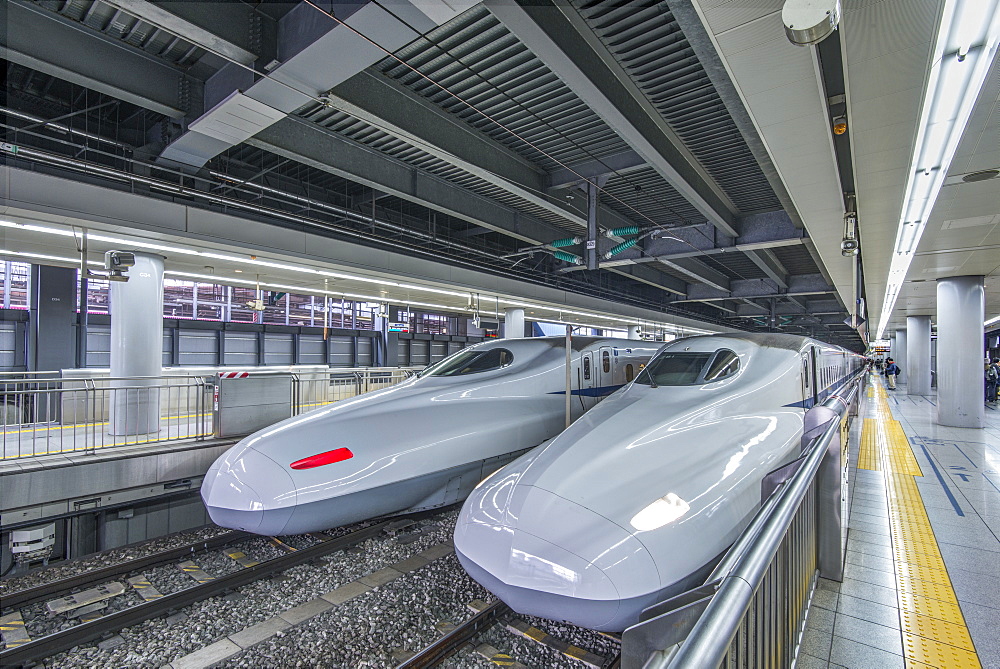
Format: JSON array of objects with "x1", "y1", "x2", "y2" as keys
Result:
[
  {"x1": 456, "y1": 485, "x2": 657, "y2": 631},
  {"x1": 201, "y1": 449, "x2": 295, "y2": 535}
]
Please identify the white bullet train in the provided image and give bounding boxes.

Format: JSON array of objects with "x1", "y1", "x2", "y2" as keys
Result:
[
  {"x1": 201, "y1": 336, "x2": 658, "y2": 535},
  {"x1": 454, "y1": 333, "x2": 864, "y2": 632}
]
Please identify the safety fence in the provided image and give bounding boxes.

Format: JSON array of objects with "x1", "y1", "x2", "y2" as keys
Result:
[
  {"x1": 623, "y1": 370, "x2": 865, "y2": 669},
  {"x1": 0, "y1": 367, "x2": 420, "y2": 460}
]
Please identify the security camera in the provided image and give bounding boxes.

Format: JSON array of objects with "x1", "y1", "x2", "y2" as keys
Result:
[
  {"x1": 841, "y1": 238, "x2": 859, "y2": 256},
  {"x1": 104, "y1": 251, "x2": 135, "y2": 271},
  {"x1": 104, "y1": 251, "x2": 136, "y2": 281}
]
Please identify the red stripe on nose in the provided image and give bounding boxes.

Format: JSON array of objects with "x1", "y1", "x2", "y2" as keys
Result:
[{"x1": 290, "y1": 448, "x2": 354, "y2": 470}]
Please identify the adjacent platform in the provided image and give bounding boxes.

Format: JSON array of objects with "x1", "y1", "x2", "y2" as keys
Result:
[{"x1": 799, "y1": 377, "x2": 997, "y2": 668}]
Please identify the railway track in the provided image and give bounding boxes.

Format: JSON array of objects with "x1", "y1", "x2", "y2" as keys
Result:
[
  {"x1": 398, "y1": 599, "x2": 622, "y2": 669},
  {"x1": 0, "y1": 523, "x2": 387, "y2": 667},
  {"x1": 1, "y1": 530, "x2": 250, "y2": 611}
]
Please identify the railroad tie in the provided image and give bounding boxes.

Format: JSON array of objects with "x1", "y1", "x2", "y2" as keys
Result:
[
  {"x1": 127, "y1": 575, "x2": 164, "y2": 601},
  {"x1": 505, "y1": 618, "x2": 607, "y2": 669},
  {"x1": 70, "y1": 602, "x2": 107, "y2": 623},
  {"x1": 45, "y1": 582, "x2": 127, "y2": 615},
  {"x1": 0, "y1": 611, "x2": 31, "y2": 648},
  {"x1": 475, "y1": 643, "x2": 528, "y2": 668},
  {"x1": 177, "y1": 560, "x2": 215, "y2": 584},
  {"x1": 225, "y1": 550, "x2": 260, "y2": 569},
  {"x1": 269, "y1": 537, "x2": 297, "y2": 553}
]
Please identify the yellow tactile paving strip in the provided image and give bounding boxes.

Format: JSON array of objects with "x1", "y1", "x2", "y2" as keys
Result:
[{"x1": 861, "y1": 377, "x2": 980, "y2": 668}]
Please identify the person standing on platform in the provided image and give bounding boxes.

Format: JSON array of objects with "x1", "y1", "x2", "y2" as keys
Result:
[
  {"x1": 885, "y1": 358, "x2": 900, "y2": 390},
  {"x1": 987, "y1": 358, "x2": 1000, "y2": 404}
]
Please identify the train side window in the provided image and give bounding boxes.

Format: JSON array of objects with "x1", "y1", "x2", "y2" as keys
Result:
[
  {"x1": 583, "y1": 356, "x2": 592, "y2": 380},
  {"x1": 602, "y1": 350, "x2": 611, "y2": 373},
  {"x1": 703, "y1": 350, "x2": 740, "y2": 382},
  {"x1": 625, "y1": 364, "x2": 635, "y2": 382}
]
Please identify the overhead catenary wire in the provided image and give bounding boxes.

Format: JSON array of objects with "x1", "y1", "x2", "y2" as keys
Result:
[
  {"x1": 299, "y1": 0, "x2": 758, "y2": 284},
  {"x1": 13, "y1": 3, "x2": 762, "y2": 309}
]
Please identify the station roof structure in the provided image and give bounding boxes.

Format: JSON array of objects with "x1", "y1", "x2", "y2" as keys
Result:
[{"x1": 2, "y1": 0, "x2": 998, "y2": 348}]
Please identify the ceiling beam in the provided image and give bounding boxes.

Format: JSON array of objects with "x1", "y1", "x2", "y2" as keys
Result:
[
  {"x1": 323, "y1": 71, "x2": 588, "y2": 231},
  {"x1": 485, "y1": 0, "x2": 739, "y2": 237},
  {"x1": 100, "y1": 0, "x2": 260, "y2": 65},
  {"x1": 159, "y1": 0, "x2": 471, "y2": 168},
  {"x1": 743, "y1": 248, "x2": 788, "y2": 289},
  {"x1": 608, "y1": 264, "x2": 687, "y2": 297},
  {"x1": 1, "y1": 0, "x2": 197, "y2": 118},
  {"x1": 247, "y1": 116, "x2": 567, "y2": 246},
  {"x1": 545, "y1": 149, "x2": 647, "y2": 190},
  {"x1": 659, "y1": 258, "x2": 730, "y2": 293},
  {"x1": 679, "y1": 274, "x2": 834, "y2": 303}
]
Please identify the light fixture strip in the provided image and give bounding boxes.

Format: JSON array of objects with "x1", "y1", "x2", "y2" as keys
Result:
[
  {"x1": 0, "y1": 236, "x2": 703, "y2": 334},
  {"x1": 876, "y1": 0, "x2": 1000, "y2": 339}
]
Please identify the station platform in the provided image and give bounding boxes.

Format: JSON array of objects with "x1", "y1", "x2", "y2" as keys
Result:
[{"x1": 799, "y1": 375, "x2": 999, "y2": 668}]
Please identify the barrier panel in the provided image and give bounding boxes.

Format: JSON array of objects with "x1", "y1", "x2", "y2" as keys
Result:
[
  {"x1": 0, "y1": 367, "x2": 420, "y2": 460},
  {"x1": 622, "y1": 370, "x2": 866, "y2": 669}
]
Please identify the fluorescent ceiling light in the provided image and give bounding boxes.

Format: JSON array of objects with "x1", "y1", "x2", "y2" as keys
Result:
[
  {"x1": 876, "y1": 0, "x2": 1000, "y2": 340},
  {"x1": 0, "y1": 217, "x2": 715, "y2": 335},
  {"x1": 986, "y1": 315, "x2": 1000, "y2": 327}
]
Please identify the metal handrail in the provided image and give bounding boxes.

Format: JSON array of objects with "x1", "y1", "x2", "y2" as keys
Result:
[{"x1": 658, "y1": 370, "x2": 865, "y2": 669}]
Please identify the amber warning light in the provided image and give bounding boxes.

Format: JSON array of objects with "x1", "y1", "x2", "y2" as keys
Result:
[{"x1": 290, "y1": 448, "x2": 354, "y2": 470}]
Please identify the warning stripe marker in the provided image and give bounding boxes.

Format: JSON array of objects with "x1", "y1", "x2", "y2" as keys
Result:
[
  {"x1": 0, "y1": 611, "x2": 31, "y2": 648},
  {"x1": 178, "y1": 560, "x2": 215, "y2": 584},
  {"x1": 127, "y1": 575, "x2": 164, "y2": 601},
  {"x1": 226, "y1": 550, "x2": 260, "y2": 569}
]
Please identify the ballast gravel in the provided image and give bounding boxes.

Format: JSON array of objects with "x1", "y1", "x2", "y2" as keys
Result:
[
  {"x1": 40, "y1": 511, "x2": 463, "y2": 668},
  {"x1": 221, "y1": 552, "x2": 492, "y2": 669}
]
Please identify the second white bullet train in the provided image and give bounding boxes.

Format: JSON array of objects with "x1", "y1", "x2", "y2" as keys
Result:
[
  {"x1": 454, "y1": 333, "x2": 864, "y2": 632},
  {"x1": 201, "y1": 336, "x2": 657, "y2": 535}
]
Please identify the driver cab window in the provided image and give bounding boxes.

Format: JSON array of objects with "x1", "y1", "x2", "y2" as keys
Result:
[
  {"x1": 418, "y1": 348, "x2": 513, "y2": 377},
  {"x1": 635, "y1": 349, "x2": 740, "y2": 386}
]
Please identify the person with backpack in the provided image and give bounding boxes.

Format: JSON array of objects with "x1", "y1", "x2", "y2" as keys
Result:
[
  {"x1": 884, "y1": 357, "x2": 901, "y2": 390},
  {"x1": 987, "y1": 358, "x2": 1000, "y2": 404}
]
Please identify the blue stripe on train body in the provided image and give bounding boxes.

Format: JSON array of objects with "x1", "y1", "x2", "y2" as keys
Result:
[
  {"x1": 782, "y1": 370, "x2": 857, "y2": 409},
  {"x1": 548, "y1": 384, "x2": 626, "y2": 397}
]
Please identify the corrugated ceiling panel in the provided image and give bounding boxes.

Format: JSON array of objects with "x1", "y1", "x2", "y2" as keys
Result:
[{"x1": 572, "y1": 0, "x2": 781, "y2": 215}]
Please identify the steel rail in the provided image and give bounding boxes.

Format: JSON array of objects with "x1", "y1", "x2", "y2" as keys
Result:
[
  {"x1": 0, "y1": 522, "x2": 389, "y2": 667},
  {"x1": 0, "y1": 530, "x2": 249, "y2": 610},
  {"x1": 397, "y1": 599, "x2": 511, "y2": 669}
]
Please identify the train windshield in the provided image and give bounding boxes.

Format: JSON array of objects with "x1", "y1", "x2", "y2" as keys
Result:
[
  {"x1": 635, "y1": 349, "x2": 740, "y2": 386},
  {"x1": 418, "y1": 348, "x2": 514, "y2": 377}
]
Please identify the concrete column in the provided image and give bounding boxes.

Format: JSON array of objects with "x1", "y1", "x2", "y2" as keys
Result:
[
  {"x1": 504, "y1": 308, "x2": 525, "y2": 339},
  {"x1": 893, "y1": 329, "x2": 907, "y2": 384},
  {"x1": 907, "y1": 316, "x2": 932, "y2": 396},
  {"x1": 937, "y1": 276, "x2": 985, "y2": 428},
  {"x1": 110, "y1": 253, "x2": 164, "y2": 436},
  {"x1": 628, "y1": 325, "x2": 641, "y2": 340}
]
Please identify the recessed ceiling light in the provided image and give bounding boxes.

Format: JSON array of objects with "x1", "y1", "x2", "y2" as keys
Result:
[{"x1": 234, "y1": 269, "x2": 243, "y2": 273}]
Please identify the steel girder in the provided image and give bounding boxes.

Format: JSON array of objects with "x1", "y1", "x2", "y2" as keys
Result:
[
  {"x1": 1, "y1": 0, "x2": 198, "y2": 118},
  {"x1": 485, "y1": 0, "x2": 739, "y2": 237}
]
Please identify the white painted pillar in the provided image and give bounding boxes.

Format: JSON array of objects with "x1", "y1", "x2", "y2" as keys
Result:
[
  {"x1": 937, "y1": 276, "x2": 985, "y2": 428},
  {"x1": 110, "y1": 253, "x2": 164, "y2": 436},
  {"x1": 628, "y1": 325, "x2": 641, "y2": 340},
  {"x1": 907, "y1": 315, "x2": 932, "y2": 396},
  {"x1": 504, "y1": 308, "x2": 525, "y2": 339},
  {"x1": 893, "y1": 328, "x2": 907, "y2": 384}
]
